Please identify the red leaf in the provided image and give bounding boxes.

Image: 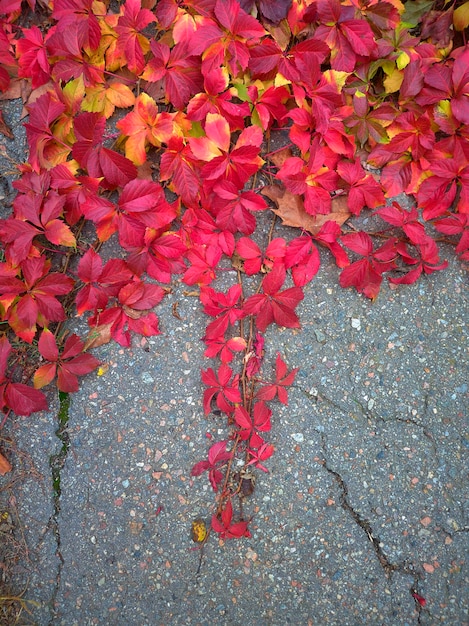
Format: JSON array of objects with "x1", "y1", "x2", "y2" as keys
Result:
[
  {"x1": 214, "y1": 0, "x2": 265, "y2": 40},
  {"x1": 201, "y1": 363, "x2": 241, "y2": 415},
  {"x1": 142, "y1": 41, "x2": 203, "y2": 110},
  {"x1": 256, "y1": 353, "x2": 298, "y2": 405},
  {"x1": 16, "y1": 26, "x2": 51, "y2": 89},
  {"x1": 200, "y1": 284, "x2": 245, "y2": 338},
  {"x1": 235, "y1": 237, "x2": 262, "y2": 275},
  {"x1": 4, "y1": 383, "x2": 48, "y2": 416},
  {"x1": 0, "y1": 336, "x2": 12, "y2": 380},
  {"x1": 72, "y1": 112, "x2": 137, "y2": 188},
  {"x1": 340, "y1": 234, "x2": 397, "y2": 299},
  {"x1": 337, "y1": 159, "x2": 385, "y2": 215},
  {"x1": 183, "y1": 244, "x2": 222, "y2": 286},
  {"x1": 160, "y1": 138, "x2": 201, "y2": 207},
  {"x1": 211, "y1": 500, "x2": 251, "y2": 539},
  {"x1": 208, "y1": 440, "x2": 233, "y2": 467},
  {"x1": 37, "y1": 328, "x2": 59, "y2": 362},
  {"x1": 247, "y1": 442, "x2": 274, "y2": 472},
  {"x1": 244, "y1": 266, "x2": 304, "y2": 332},
  {"x1": 115, "y1": 0, "x2": 155, "y2": 74}
]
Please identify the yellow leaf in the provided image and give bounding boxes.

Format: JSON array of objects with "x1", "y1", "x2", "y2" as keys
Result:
[
  {"x1": 108, "y1": 83, "x2": 135, "y2": 112},
  {"x1": 82, "y1": 83, "x2": 135, "y2": 118},
  {"x1": 274, "y1": 72, "x2": 291, "y2": 88},
  {"x1": 384, "y1": 67, "x2": 404, "y2": 94},
  {"x1": 396, "y1": 51, "x2": 410, "y2": 70},
  {"x1": 62, "y1": 77, "x2": 85, "y2": 108},
  {"x1": 325, "y1": 70, "x2": 349, "y2": 90},
  {"x1": 191, "y1": 518, "x2": 207, "y2": 543},
  {"x1": 82, "y1": 84, "x2": 107, "y2": 114},
  {"x1": 436, "y1": 99, "x2": 452, "y2": 117},
  {"x1": 454, "y1": 1, "x2": 469, "y2": 30}
]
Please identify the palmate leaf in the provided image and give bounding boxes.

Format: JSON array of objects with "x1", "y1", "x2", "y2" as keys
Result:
[
  {"x1": 337, "y1": 159, "x2": 385, "y2": 215},
  {"x1": 72, "y1": 112, "x2": 137, "y2": 188},
  {"x1": 256, "y1": 353, "x2": 298, "y2": 405},
  {"x1": 115, "y1": 0, "x2": 155, "y2": 74},
  {"x1": 314, "y1": 0, "x2": 377, "y2": 72},
  {"x1": 0, "y1": 257, "x2": 74, "y2": 343},
  {"x1": 160, "y1": 138, "x2": 201, "y2": 208},
  {"x1": 16, "y1": 25, "x2": 51, "y2": 89},
  {"x1": 142, "y1": 40, "x2": 203, "y2": 110},
  {"x1": 210, "y1": 180, "x2": 267, "y2": 235},
  {"x1": 50, "y1": 0, "x2": 102, "y2": 51},
  {"x1": 249, "y1": 37, "x2": 328, "y2": 82},
  {"x1": 76, "y1": 248, "x2": 133, "y2": 315},
  {"x1": 201, "y1": 363, "x2": 242, "y2": 415},
  {"x1": 234, "y1": 401, "x2": 272, "y2": 441},
  {"x1": 339, "y1": 234, "x2": 398, "y2": 299},
  {"x1": 87, "y1": 280, "x2": 165, "y2": 347},
  {"x1": 117, "y1": 93, "x2": 178, "y2": 165},
  {"x1": 244, "y1": 265, "x2": 304, "y2": 332},
  {"x1": 211, "y1": 500, "x2": 251, "y2": 539},
  {"x1": 34, "y1": 329, "x2": 100, "y2": 392}
]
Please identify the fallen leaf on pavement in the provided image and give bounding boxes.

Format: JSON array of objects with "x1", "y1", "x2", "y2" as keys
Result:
[
  {"x1": 0, "y1": 451, "x2": 12, "y2": 475},
  {"x1": 0, "y1": 110, "x2": 13, "y2": 139},
  {"x1": 84, "y1": 323, "x2": 113, "y2": 350},
  {"x1": 262, "y1": 185, "x2": 350, "y2": 235}
]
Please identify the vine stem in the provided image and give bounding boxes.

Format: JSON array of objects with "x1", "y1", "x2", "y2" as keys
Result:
[{"x1": 216, "y1": 432, "x2": 242, "y2": 518}]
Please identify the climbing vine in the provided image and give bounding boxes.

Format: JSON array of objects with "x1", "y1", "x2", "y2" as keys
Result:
[{"x1": 0, "y1": 0, "x2": 468, "y2": 541}]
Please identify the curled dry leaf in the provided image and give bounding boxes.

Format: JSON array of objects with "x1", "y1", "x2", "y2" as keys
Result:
[
  {"x1": 0, "y1": 451, "x2": 12, "y2": 475},
  {"x1": 83, "y1": 323, "x2": 113, "y2": 350},
  {"x1": 0, "y1": 110, "x2": 13, "y2": 139},
  {"x1": 268, "y1": 146, "x2": 293, "y2": 169},
  {"x1": 262, "y1": 184, "x2": 350, "y2": 235}
]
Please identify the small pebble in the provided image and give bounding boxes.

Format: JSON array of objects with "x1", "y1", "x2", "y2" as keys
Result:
[
  {"x1": 291, "y1": 433, "x2": 304, "y2": 443},
  {"x1": 141, "y1": 372, "x2": 154, "y2": 384}
]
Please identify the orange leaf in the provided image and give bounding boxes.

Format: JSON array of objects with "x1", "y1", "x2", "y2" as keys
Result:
[
  {"x1": 82, "y1": 82, "x2": 136, "y2": 118},
  {"x1": 262, "y1": 185, "x2": 350, "y2": 235},
  {"x1": 0, "y1": 452, "x2": 12, "y2": 476},
  {"x1": 117, "y1": 93, "x2": 177, "y2": 165},
  {"x1": 189, "y1": 112, "x2": 230, "y2": 161}
]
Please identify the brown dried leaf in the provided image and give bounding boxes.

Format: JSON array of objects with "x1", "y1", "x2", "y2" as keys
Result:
[
  {"x1": 83, "y1": 323, "x2": 113, "y2": 350},
  {"x1": 0, "y1": 110, "x2": 13, "y2": 139},
  {"x1": 263, "y1": 22, "x2": 291, "y2": 51},
  {"x1": 0, "y1": 79, "x2": 23, "y2": 101},
  {"x1": 122, "y1": 305, "x2": 147, "y2": 320},
  {"x1": 136, "y1": 160, "x2": 154, "y2": 180},
  {"x1": 262, "y1": 185, "x2": 350, "y2": 235},
  {"x1": 129, "y1": 520, "x2": 144, "y2": 535},
  {"x1": 268, "y1": 147, "x2": 293, "y2": 169},
  {"x1": 172, "y1": 301, "x2": 182, "y2": 320},
  {"x1": 0, "y1": 451, "x2": 12, "y2": 475},
  {"x1": 231, "y1": 251, "x2": 245, "y2": 273}
]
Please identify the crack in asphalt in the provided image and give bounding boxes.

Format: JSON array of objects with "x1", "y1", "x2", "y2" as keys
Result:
[
  {"x1": 47, "y1": 391, "x2": 70, "y2": 625},
  {"x1": 318, "y1": 433, "x2": 422, "y2": 586},
  {"x1": 297, "y1": 384, "x2": 439, "y2": 621},
  {"x1": 298, "y1": 384, "x2": 439, "y2": 459}
]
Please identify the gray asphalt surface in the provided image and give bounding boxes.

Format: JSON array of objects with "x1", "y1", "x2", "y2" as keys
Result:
[{"x1": 0, "y1": 97, "x2": 468, "y2": 626}]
